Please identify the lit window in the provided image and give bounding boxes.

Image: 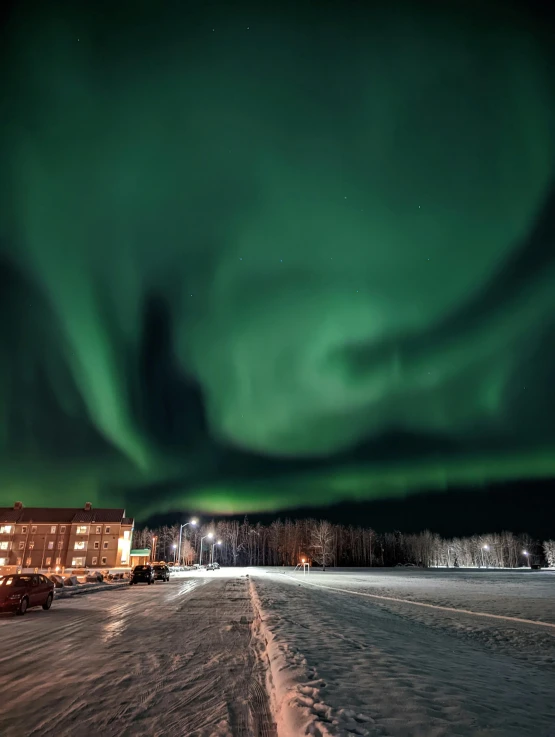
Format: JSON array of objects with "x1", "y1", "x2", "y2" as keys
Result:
[
  {"x1": 16, "y1": 557, "x2": 22, "y2": 566},
  {"x1": 57, "y1": 541, "x2": 63, "y2": 549},
  {"x1": 0, "y1": 541, "x2": 8, "y2": 550},
  {"x1": 45, "y1": 557, "x2": 51, "y2": 565},
  {"x1": 50, "y1": 526, "x2": 56, "y2": 534},
  {"x1": 76, "y1": 526, "x2": 88, "y2": 535},
  {"x1": 55, "y1": 557, "x2": 61, "y2": 565},
  {"x1": 48, "y1": 541, "x2": 54, "y2": 550},
  {"x1": 92, "y1": 557, "x2": 98, "y2": 565},
  {"x1": 31, "y1": 526, "x2": 37, "y2": 534},
  {"x1": 18, "y1": 542, "x2": 25, "y2": 550},
  {"x1": 94, "y1": 541, "x2": 99, "y2": 549},
  {"x1": 101, "y1": 557, "x2": 107, "y2": 565},
  {"x1": 96, "y1": 526, "x2": 101, "y2": 534},
  {"x1": 28, "y1": 542, "x2": 34, "y2": 550},
  {"x1": 103, "y1": 541, "x2": 109, "y2": 549},
  {"x1": 0, "y1": 525, "x2": 12, "y2": 534},
  {"x1": 123, "y1": 530, "x2": 130, "y2": 540},
  {"x1": 72, "y1": 557, "x2": 85, "y2": 567},
  {"x1": 74, "y1": 541, "x2": 86, "y2": 550},
  {"x1": 60, "y1": 526, "x2": 66, "y2": 534},
  {"x1": 0, "y1": 558, "x2": 5, "y2": 566},
  {"x1": 26, "y1": 557, "x2": 31, "y2": 566},
  {"x1": 21, "y1": 527, "x2": 27, "y2": 534}
]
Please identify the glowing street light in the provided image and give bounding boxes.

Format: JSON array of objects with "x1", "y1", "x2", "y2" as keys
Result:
[
  {"x1": 480, "y1": 544, "x2": 489, "y2": 568},
  {"x1": 199, "y1": 533, "x2": 213, "y2": 567},
  {"x1": 211, "y1": 540, "x2": 222, "y2": 566},
  {"x1": 523, "y1": 550, "x2": 530, "y2": 568},
  {"x1": 178, "y1": 518, "x2": 198, "y2": 566},
  {"x1": 172, "y1": 543, "x2": 177, "y2": 563}
]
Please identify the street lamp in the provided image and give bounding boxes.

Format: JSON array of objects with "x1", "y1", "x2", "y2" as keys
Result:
[
  {"x1": 523, "y1": 550, "x2": 530, "y2": 568},
  {"x1": 199, "y1": 533, "x2": 213, "y2": 566},
  {"x1": 481, "y1": 544, "x2": 489, "y2": 568},
  {"x1": 177, "y1": 518, "x2": 198, "y2": 565},
  {"x1": 172, "y1": 543, "x2": 177, "y2": 563},
  {"x1": 211, "y1": 540, "x2": 222, "y2": 565},
  {"x1": 151, "y1": 535, "x2": 158, "y2": 563}
]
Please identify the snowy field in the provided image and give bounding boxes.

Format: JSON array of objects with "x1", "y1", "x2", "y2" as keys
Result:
[
  {"x1": 252, "y1": 567, "x2": 555, "y2": 737},
  {"x1": 0, "y1": 567, "x2": 554, "y2": 737}
]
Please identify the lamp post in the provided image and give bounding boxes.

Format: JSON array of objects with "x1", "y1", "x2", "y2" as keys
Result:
[
  {"x1": 211, "y1": 540, "x2": 222, "y2": 565},
  {"x1": 199, "y1": 533, "x2": 213, "y2": 566},
  {"x1": 523, "y1": 550, "x2": 530, "y2": 568},
  {"x1": 172, "y1": 544, "x2": 177, "y2": 563},
  {"x1": 151, "y1": 535, "x2": 158, "y2": 563},
  {"x1": 177, "y1": 519, "x2": 197, "y2": 565},
  {"x1": 481, "y1": 544, "x2": 489, "y2": 568}
]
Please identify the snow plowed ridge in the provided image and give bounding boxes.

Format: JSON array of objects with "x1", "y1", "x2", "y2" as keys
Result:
[
  {"x1": 0, "y1": 573, "x2": 276, "y2": 737},
  {"x1": 252, "y1": 569, "x2": 555, "y2": 737}
]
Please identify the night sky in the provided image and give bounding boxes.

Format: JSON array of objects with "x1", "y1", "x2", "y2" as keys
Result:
[{"x1": 1, "y1": 0, "x2": 554, "y2": 533}]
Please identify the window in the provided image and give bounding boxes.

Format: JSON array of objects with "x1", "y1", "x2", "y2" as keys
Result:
[
  {"x1": 0, "y1": 558, "x2": 5, "y2": 566},
  {"x1": 45, "y1": 557, "x2": 51, "y2": 565},
  {"x1": 48, "y1": 541, "x2": 54, "y2": 550},
  {"x1": 92, "y1": 557, "x2": 98, "y2": 565},
  {"x1": 0, "y1": 525, "x2": 11, "y2": 534},
  {"x1": 103, "y1": 541, "x2": 109, "y2": 549},
  {"x1": 60, "y1": 526, "x2": 66, "y2": 534},
  {"x1": 74, "y1": 541, "x2": 86, "y2": 550},
  {"x1": 94, "y1": 541, "x2": 100, "y2": 549},
  {"x1": 21, "y1": 526, "x2": 27, "y2": 534},
  {"x1": 18, "y1": 542, "x2": 25, "y2": 550},
  {"x1": 26, "y1": 557, "x2": 32, "y2": 566},
  {"x1": 0, "y1": 541, "x2": 8, "y2": 550},
  {"x1": 31, "y1": 526, "x2": 37, "y2": 534},
  {"x1": 76, "y1": 526, "x2": 88, "y2": 535},
  {"x1": 101, "y1": 557, "x2": 107, "y2": 565},
  {"x1": 28, "y1": 542, "x2": 34, "y2": 550},
  {"x1": 55, "y1": 557, "x2": 61, "y2": 565},
  {"x1": 57, "y1": 541, "x2": 63, "y2": 549},
  {"x1": 16, "y1": 557, "x2": 22, "y2": 566},
  {"x1": 105, "y1": 526, "x2": 110, "y2": 534},
  {"x1": 72, "y1": 557, "x2": 85, "y2": 567},
  {"x1": 50, "y1": 525, "x2": 57, "y2": 534},
  {"x1": 96, "y1": 526, "x2": 101, "y2": 534}
]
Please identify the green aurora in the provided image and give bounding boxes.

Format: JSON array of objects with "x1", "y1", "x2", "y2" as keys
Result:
[{"x1": 0, "y1": 1, "x2": 554, "y2": 520}]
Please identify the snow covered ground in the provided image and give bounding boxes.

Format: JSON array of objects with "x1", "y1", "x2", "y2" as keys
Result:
[
  {"x1": 1, "y1": 567, "x2": 553, "y2": 737},
  {"x1": 0, "y1": 570, "x2": 275, "y2": 737},
  {"x1": 251, "y1": 568, "x2": 555, "y2": 737}
]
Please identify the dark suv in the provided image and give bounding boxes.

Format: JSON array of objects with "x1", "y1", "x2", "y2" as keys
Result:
[
  {"x1": 153, "y1": 564, "x2": 170, "y2": 582},
  {"x1": 130, "y1": 565, "x2": 155, "y2": 585},
  {"x1": 0, "y1": 574, "x2": 54, "y2": 615}
]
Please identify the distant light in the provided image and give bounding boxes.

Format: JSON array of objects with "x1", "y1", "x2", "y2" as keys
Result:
[
  {"x1": 523, "y1": 550, "x2": 528, "y2": 555},
  {"x1": 191, "y1": 519, "x2": 198, "y2": 525},
  {"x1": 482, "y1": 545, "x2": 489, "y2": 550},
  {"x1": 217, "y1": 540, "x2": 222, "y2": 545},
  {"x1": 172, "y1": 544, "x2": 177, "y2": 549},
  {"x1": 208, "y1": 533, "x2": 214, "y2": 539},
  {"x1": 301, "y1": 558, "x2": 306, "y2": 563}
]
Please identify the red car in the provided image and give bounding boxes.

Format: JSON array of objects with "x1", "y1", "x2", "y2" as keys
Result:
[{"x1": 0, "y1": 574, "x2": 54, "y2": 616}]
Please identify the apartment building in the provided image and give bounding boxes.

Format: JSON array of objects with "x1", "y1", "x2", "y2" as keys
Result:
[{"x1": 0, "y1": 501, "x2": 134, "y2": 572}]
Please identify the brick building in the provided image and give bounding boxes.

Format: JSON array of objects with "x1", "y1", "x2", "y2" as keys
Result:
[{"x1": 0, "y1": 502, "x2": 134, "y2": 572}]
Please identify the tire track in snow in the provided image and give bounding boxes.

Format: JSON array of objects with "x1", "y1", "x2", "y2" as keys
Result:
[{"x1": 280, "y1": 573, "x2": 555, "y2": 630}]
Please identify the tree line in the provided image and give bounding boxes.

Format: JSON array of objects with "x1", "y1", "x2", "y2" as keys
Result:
[{"x1": 132, "y1": 518, "x2": 555, "y2": 568}]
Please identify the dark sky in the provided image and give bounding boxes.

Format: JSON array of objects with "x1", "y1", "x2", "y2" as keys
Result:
[{"x1": 0, "y1": 0, "x2": 554, "y2": 535}]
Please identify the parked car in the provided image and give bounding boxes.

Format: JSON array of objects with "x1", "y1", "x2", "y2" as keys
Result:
[
  {"x1": 130, "y1": 565, "x2": 155, "y2": 585},
  {"x1": 0, "y1": 574, "x2": 54, "y2": 616},
  {"x1": 153, "y1": 564, "x2": 170, "y2": 582},
  {"x1": 212, "y1": 562, "x2": 220, "y2": 570}
]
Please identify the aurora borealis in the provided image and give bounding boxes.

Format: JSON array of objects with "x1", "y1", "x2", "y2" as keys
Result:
[{"x1": 0, "y1": 1, "x2": 554, "y2": 521}]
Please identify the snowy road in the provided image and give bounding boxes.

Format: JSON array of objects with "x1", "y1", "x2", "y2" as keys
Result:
[
  {"x1": 0, "y1": 572, "x2": 275, "y2": 737},
  {"x1": 252, "y1": 569, "x2": 555, "y2": 737}
]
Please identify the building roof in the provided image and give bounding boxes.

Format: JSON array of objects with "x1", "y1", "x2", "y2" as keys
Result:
[{"x1": 0, "y1": 505, "x2": 134, "y2": 527}]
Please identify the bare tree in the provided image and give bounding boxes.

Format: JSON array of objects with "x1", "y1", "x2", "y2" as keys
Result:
[{"x1": 310, "y1": 520, "x2": 335, "y2": 570}]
